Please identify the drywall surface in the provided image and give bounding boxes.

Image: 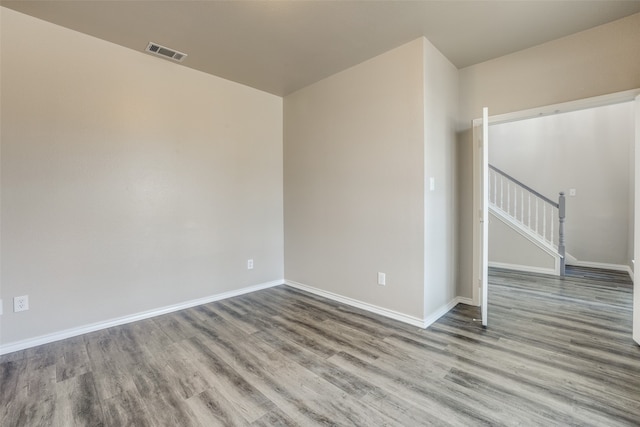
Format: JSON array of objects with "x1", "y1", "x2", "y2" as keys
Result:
[
  {"x1": 489, "y1": 212, "x2": 556, "y2": 272},
  {"x1": 489, "y1": 102, "x2": 633, "y2": 266},
  {"x1": 458, "y1": 13, "x2": 640, "y2": 124},
  {"x1": 423, "y1": 39, "x2": 459, "y2": 315},
  {"x1": 457, "y1": 13, "x2": 640, "y2": 298},
  {"x1": 284, "y1": 38, "x2": 426, "y2": 319},
  {"x1": 1, "y1": 8, "x2": 283, "y2": 345}
]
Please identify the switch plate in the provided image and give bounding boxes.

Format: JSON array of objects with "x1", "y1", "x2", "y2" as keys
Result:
[
  {"x1": 569, "y1": 188, "x2": 577, "y2": 196},
  {"x1": 14, "y1": 295, "x2": 29, "y2": 312},
  {"x1": 247, "y1": 259, "x2": 254, "y2": 270},
  {"x1": 378, "y1": 272, "x2": 386, "y2": 286},
  {"x1": 429, "y1": 177, "x2": 435, "y2": 191}
]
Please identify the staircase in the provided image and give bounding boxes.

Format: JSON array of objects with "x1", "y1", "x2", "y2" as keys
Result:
[{"x1": 488, "y1": 164, "x2": 566, "y2": 276}]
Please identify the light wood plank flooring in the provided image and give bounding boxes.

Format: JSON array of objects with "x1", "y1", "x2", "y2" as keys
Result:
[{"x1": 1, "y1": 266, "x2": 639, "y2": 426}]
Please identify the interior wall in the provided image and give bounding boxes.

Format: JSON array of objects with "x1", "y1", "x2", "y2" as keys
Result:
[
  {"x1": 0, "y1": 8, "x2": 284, "y2": 345},
  {"x1": 423, "y1": 39, "x2": 459, "y2": 314},
  {"x1": 284, "y1": 38, "x2": 426, "y2": 319},
  {"x1": 489, "y1": 213, "x2": 556, "y2": 273},
  {"x1": 457, "y1": 12, "x2": 640, "y2": 298},
  {"x1": 489, "y1": 102, "x2": 634, "y2": 266}
]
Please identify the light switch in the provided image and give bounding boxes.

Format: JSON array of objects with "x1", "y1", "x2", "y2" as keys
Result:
[{"x1": 378, "y1": 272, "x2": 386, "y2": 286}]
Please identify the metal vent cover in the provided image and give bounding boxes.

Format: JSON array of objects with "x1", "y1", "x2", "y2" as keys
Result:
[{"x1": 145, "y1": 42, "x2": 187, "y2": 62}]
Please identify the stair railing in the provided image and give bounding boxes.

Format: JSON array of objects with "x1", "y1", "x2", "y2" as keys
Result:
[{"x1": 488, "y1": 164, "x2": 566, "y2": 276}]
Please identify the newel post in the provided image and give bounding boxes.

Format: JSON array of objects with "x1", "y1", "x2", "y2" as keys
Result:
[{"x1": 558, "y1": 192, "x2": 566, "y2": 277}]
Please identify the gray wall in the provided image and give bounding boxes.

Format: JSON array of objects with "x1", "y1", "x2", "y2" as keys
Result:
[
  {"x1": 284, "y1": 39, "x2": 427, "y2": 319},
  {"x1": 1, "y1": 9, "x2": 284, "y2": 345},
  {"x1": 3, "y1": 6, "x2": 640, "y2": 346},
  {"x1": 284, "y1": 37, "x2": 459, "y2": 321},
  {"x1": 489, "y1": 102, "x2": 634, "y2": 267},
  {"x1": 489, "y1": 212, "x2": 557, "y2": 274},
  {"x1": 423, "y1": 38, "x2": 460, "y2": 314},
  {"x1": 458, "y1": 12, "x2": 640, "y2": 298}
]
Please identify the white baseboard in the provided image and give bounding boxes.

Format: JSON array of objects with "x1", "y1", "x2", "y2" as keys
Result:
[
  {"x1": 285, "y1": 280, "x2": 465, "y2": 329},
  {"x1": 0, "y1": 280, "x2": 284, "y2": 356},
  {"x1": 423, "y1": 297, "x2": 469, "y2": 328},
  {"x1": 285, "y1": 280, "x2": 425, "y2": 328},
  {"x1": 489, "y1": 261, "x2": 557, "y2": 276},
  {"x1": 565, "y1": 257, "x2": 633, "y2": 278},
  {"x1": 455, "y1": 297, "x2": 475, "y2": 306}
]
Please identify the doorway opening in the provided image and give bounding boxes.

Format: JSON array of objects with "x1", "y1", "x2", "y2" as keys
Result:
[
  {"x1": 489, "y1": 101, "x2": 634, "y2": 276},
  {"x1": 472, "y1": 89, "x2": 640, "y2": 338}
]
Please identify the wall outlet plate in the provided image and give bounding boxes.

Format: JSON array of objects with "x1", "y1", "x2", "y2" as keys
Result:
[
  {"x1": 247, "y1": 259, "x2": 254, "y2": 270},
  {"x1": 14, "y1": 295, "x2": 29, "y2": 312}
]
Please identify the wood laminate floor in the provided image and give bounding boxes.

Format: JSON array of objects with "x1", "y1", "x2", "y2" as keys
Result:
[{"x1": 1, "y1": 266, "x2": 639, "y2": 426}]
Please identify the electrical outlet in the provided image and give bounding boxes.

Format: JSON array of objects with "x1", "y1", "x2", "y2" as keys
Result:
[
  {"x1": 14, "y1": 295, "x2": 29, "y2": 312},
  {"x1": 378, "y1": 272, "x2": 386, "y2": 286},
  {"x1": 247, "y1": 259, "x2": 254, "y2": 270}
]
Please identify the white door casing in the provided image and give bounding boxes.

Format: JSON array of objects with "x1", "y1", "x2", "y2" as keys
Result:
[{"x1": 472, "y1": 107, "x2": 489, "y2": 327}]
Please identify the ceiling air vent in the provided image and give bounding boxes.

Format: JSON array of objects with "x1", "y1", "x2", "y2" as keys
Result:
[{"x1": 145, "y1": 42, "x2": 187, "y2": 62}]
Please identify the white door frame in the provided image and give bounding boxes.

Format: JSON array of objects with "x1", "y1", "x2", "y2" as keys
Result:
[
  {"x1": 471, "y1": 89, "x2": 640, "y2": 338},
  {"x1": 472, "y1": 108, "x2": 489, "y2": 326}
]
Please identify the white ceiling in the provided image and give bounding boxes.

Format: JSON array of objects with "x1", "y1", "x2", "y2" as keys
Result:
[{"x1": 3, "y1": 1, "x2": 640, "y2": 96}]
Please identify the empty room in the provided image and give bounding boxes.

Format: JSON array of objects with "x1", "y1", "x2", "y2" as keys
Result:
[{"x1": 1, "y1": 1, "x2": 640, "y2": 426}]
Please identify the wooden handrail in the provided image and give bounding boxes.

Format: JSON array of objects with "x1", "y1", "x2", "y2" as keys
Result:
[
  {"x1": 489, "y1": 164, "x2": 559, "y2": 208},
  {"x1": 488, "y1": 164, "x2": 566, "y2": 277}
]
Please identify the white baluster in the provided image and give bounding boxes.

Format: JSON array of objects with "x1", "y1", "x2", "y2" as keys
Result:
[
  {"x1": 507, "y1": 182, "x2": 510, "y2": 215},
  {"x1": 489, "y1": 169, "x2": 493, "y2": 204},
  {"x1": 535, "y1": 198, "x2": 539, "y2": 233},
  {"x1": 513, "y1": 186, "x2": 516, "y2": 219},
  {"x1": 528, "y1": 194, "x2": 531, "y2": 229},
  {"x1": 493, "y1": 172, "x2": 497, "y2": 205},
  {"x1": 549, "y1": 207, "x2": 555, "y2": 245},
  {"x1": 490, "y1": 169, "x2": 565, "y2": 259},
  {"x1": 543, "y1": 203, "x2": 547, "y2": 242}
]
